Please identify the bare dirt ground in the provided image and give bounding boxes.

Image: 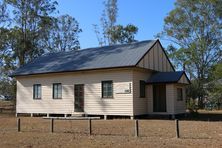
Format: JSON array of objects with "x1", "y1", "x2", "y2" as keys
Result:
[
  {"x1": 1, "y1": 113, "x2": 222, "y2": 148},
  {"x1": 0, "y1": 100, "x2": 222, "y2": 148}
]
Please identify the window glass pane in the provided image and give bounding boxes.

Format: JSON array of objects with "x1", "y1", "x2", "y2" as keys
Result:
[
  {"x1": 33, "y1": 84, "x2": 41, "y2": 99},
  {"x1": 37, "y1": 85, "x2": 41, "y2": 98},
  {"x1": 34, "y1": 85, "x2": 36, "y2": 98},
  {"x1": 177, "y1": 88, "x2": 183, "y2": 101},
  {"x1": 102, "y1": 81, "x2": 113, "y2": 98},
  {"x1": 58, "y1": 84, "x2": 62, "y2": 98},
  {"x1": 53, "y1": 84, "x2": 57, "y2": 98},
  {"x1": 107, "y1": 91, "x2": 112, "y2": 97},
  {"x1": 53, "y1": 83, "x2": 62, "y2": 99}
]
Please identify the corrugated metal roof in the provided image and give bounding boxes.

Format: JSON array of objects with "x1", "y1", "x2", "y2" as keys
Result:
[
  {"x1": 12, "y1": 40, "x2": 157, "y2": 76},
  {"x1": 146, "y1": 71, "x2": 187, "y2": 84}
]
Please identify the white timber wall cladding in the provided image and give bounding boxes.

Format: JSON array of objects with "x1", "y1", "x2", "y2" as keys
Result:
[
  {"x1": 132, "y1": 70, "x2": 152, "y2": 115},
  {"x1": 16, "y1": 69, "x2": 134, "y2": 116},
  {"x1": 147, "y1": 85, "x2": 153, "y2": 113},
  {"x1": 178, "y1": 74, "x2": 190, "y2": 84},
  {"x1": 166, "y1": 84, "x2": 175, "y2": 114},
  {"x1": 137, "y1": 42, "x2": 174, "y2": 72},
  {"x1": 174, "y1": 85, "x2": 187, "y2": 114}
]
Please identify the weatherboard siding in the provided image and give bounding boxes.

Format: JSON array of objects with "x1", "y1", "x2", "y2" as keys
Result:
[
  {"x1": 166, "y1": 84, "x2": 175, "y2": 114},
  {"x1": 137, "y1": 42, "x2": 174, "y2": 72},
  {"x1": 174, "y1": 85, "x2": 187, "y2": 114},
  {"x1": 16, "y1": 69, "x2": 133, "y2": 116},
  {"x1": 146, "y1": 84, "x2": 186, "y2": 115},
  {"x1": 178, "y1": 74, "x2": 189, "y2": 84},
  {"x1": 132, "y1": 70, "x2": 152, "y2": 115},
  {"x1": 147, "y1": 85, "x2": 153, "y2": 113}
]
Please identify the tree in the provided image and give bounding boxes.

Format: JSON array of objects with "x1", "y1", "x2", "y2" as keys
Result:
[
  {"x1": 206, "y1": 63, "x2": 222, "y2": 109},
  {"x1": 0, "y1": 0, "x2": 9, "y2": 26},
  {"x1": 94, "y1": 0, "x2": 138, "y2": 46},
  {"x1": 5, "y1": 0, "x2": 58, "y2": 66},
  {"x1": 44, "y1": 15, "x2": 82, "y2": 52},
  {"x1": 107, "y1": 24, "x2": 138, "y2": 44},
  {"x1": 0, "y1": 0, "x2": 58, "y2": 101},
  {"x1": 0, "y1": 0, "x2": 82, "y2": 102},
  {"x1": 94, "y1": 0, "x2": 118, "y2": 46},
  {"x1": 157, "y1": 0, "x2": 222, "y2": 108}
]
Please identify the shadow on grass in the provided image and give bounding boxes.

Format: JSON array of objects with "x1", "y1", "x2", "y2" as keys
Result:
[
  {"x1": 135, "y1": 111, "x2": 222, "y2": 122},
  {"x1": 178, "y1": 111, "x2": 222, "y2": 122}
]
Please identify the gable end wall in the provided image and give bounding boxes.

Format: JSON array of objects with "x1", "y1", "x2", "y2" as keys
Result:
[{"x1": 137, "y1": 41, "x2": 174, "y2": 72}]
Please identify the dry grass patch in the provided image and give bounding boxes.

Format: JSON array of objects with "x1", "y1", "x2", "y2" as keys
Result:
[{"x1": 1, "y1": 115, "x2": 222, "y2": 147}]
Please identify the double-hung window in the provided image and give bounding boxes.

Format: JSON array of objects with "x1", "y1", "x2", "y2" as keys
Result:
[
  {"x1": 53, "y1": 83, "x2": 62, "y2": 99},
  {"x1": 177, "y1": 88, "x2": 183, "y2": 101},
  {"x1": 33, "y1": 84, "x2": 41, "y2": 99},
  {"x1": 102, "y1": 81, "x2": 113, "y2": 98}
]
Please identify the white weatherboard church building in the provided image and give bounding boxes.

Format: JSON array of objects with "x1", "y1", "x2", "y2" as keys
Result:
[{"x1": 12, "y1": 40, "x2": 190, "y2": 119}]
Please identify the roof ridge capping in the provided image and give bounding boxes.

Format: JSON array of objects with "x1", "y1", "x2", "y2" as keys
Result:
[
  {"x1": 37, "y1": 39, "x2": 157, "y2": 57},
  {"x1": 70, "y1": 39, "x2": 157, "y2": 53}
]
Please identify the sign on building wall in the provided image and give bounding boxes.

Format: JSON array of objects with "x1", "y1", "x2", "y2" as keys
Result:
[{"x1": 115, "y1": 83, "x2": 131, "y2": 94}]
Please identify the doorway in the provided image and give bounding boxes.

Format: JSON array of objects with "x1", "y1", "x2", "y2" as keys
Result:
[
  {"x1": 74, "y1": 84, "x2": 84, "y2": 112},
  {"x1": 153, "y1": 84, "x2": 166, "y2": 112}
]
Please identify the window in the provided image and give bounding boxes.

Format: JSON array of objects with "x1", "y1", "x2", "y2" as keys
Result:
[
  {"x1": 140, "y1": 80, "x2": 146, "y2": 98},
  {"x1": 53, "y1": 83, "x2": 62, "y2": 99},
  {"x1": 33, "y1": 84, "x2": 41, "y2": 99},
  {"x1": 177, "y1": 88, "x2": 183, "y2": 101},
  {"x1": 102, "y1": 81, "x2": 113, "y2": 98}
]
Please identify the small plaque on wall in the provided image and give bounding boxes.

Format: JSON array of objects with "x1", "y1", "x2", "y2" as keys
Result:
[{"x1": 116, "y1": 83, "x2": 131, "y2": 94}]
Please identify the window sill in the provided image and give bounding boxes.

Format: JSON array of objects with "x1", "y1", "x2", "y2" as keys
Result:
[
  {"x1": 53, "y1": 98, "x2": 62, "y2": 99},
  {"x1": 101, "y1": 97, "x2": 114, "y2": 99},
  {"x1": 33, "y1": 98, "x2": 41, "y2": 100}
]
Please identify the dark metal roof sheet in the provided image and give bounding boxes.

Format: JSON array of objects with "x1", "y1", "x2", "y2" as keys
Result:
[
  {"x1": 12, "y1": 40, "x2": 157, "y2": 76},
  {"x1": 146, "y1": 71, "x2": 189, "y2": 84}
]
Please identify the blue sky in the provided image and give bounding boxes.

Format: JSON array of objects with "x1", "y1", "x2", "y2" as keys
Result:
[{"x1": 56, "y1": 0, "x2": 176, "y2": 49}]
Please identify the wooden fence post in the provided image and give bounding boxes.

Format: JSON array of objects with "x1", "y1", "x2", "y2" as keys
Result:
[
  {"x1": 88, "y1": 119, "x2": 92, "y2": 135},
  {"x1": 51, "y1": 119, "x2": 54, "y2": 133},
  {"x1": 175, "y1": 119, "x2": 180, "y2": 138},
  {"x1": 135, "y1": 120, "x2": 139, "y2": 137},
  {"x1": 17, "y1": 118, "x2": 21, "y2": 132}
]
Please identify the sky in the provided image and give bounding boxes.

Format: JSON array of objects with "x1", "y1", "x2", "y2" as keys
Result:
[{"x1": 56, "y1": 0, "x2": 176, "y2": 49}]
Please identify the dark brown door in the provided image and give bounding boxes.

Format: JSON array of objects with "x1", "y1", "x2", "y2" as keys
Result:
[
  {"x1": 74, "y1": 84, "x2": 84, "y2": 112},
  {"x1": 153, "y1": 84, "x2": 166, "y2": 112}
]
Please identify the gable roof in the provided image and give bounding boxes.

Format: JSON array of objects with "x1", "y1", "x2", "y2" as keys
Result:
[
  {"x1": 12, "y1": 40, "x2": 157, "y2": 76},
  {"x1": 146, "y1": 71, "x2": 190, "y2": 84}
]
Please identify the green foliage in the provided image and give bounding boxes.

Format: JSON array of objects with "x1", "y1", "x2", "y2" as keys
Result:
[
  {"x1": 94, "y1": 0, "x2": 138, "y2": 46},
  {"x1": 186, "y1": 98, "x2": 199, "y2": 115},
  {"x1": 213, "y1": 63, "x2": 222, "y2": 80},
  {"x1": 0, "y1": 0, "x2": 82, "y2": 100},
  {"x1": 0, "y1": 79, "x2": 16, "y2": 100},
  {"x1": 187, "y1": 80, "x2": 205, "y2": 100},
  {"x1": 3, "y1": 0, "x2": 58, "y2": 66},
  {"x1": 206, "y1": 63, "x2": 222, "y2": 109},
  {"x1": 158, "y1": 0, "x2": 222, "y2": 108},
  {"x1": 44, "y1": 15, "x2": 82, "y2": 52},
  {"x1": 107, "y1": 24, "x2": 138, "y2": 44}
]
